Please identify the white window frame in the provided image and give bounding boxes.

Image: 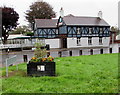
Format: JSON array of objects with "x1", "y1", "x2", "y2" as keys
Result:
[
  {"x1": 99, "y1": 37, "x2": 103, "y2": 45},
  {"x1": 77, "y1": 37, "x2": 81, "y2": 46},
  {"x1": 88, "y1": 37, "x2": 92, "y2": 45}
]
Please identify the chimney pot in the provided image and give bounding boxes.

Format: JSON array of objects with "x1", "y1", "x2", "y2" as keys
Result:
[{"x1": 98, "y1": 11, "x2": 102, "y2": 19}]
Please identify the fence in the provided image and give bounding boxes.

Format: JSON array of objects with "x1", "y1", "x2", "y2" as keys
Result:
[{"x1": 0, "y1": 44, "x2": 34, "y2": 49}]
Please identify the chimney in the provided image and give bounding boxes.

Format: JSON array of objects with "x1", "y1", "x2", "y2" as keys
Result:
[
  {"x1": 98, "y1": 11, "x2": 102, "y2": 19},
  {"x1": 60, "y1": 7, "x2": 64, "y2": 17}
]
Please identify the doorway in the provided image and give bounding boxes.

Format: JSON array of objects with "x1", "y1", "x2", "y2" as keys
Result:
[
  {"x1": 100, "y1": 49, "x2": 103, "y2": 54},
  {"x1": 109, "y1": 48, "x2": 112, "y2": 53},
  {"x1": 69, "y1": 51, "x2": 72, "y2": 56}
]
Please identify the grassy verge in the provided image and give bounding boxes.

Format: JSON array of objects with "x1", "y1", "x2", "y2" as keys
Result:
[{"x1": 1, "y1": 53, "x2": 119, "y2": 93}]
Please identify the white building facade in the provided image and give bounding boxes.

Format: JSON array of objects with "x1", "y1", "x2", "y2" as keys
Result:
[{"x1": 33, "y1": 11, "x2": 118, "y2": 57}]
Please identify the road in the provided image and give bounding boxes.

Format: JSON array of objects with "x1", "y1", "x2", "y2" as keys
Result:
[
  {"x1": 0, "y1": 50, "x2": 59, "y2": 67},
  {"x1": 0, "y1": 50, "x2": 34, "y2": 67}
]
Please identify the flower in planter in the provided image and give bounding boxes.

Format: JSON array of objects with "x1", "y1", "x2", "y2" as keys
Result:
[
  {"x1": 27, "y1": 41, "x2": 55, "y2": 77},
  {"x1": 30, "y1": 56, "x2": 54, "y2": 62},
  {"x1": 30, "y1": 42, "x2": 54, "y2": 63},
  {"x1": 46, "y1": 56, "x2": 54, "y2": 62},
  {"x1": 30, "y1": 57, "x2": 39, "y2": 62},
  {"x1": 32, "y1": 57, "x2": 37, "y2": 60},
  {"x1": 41, "y1": 58, "x2": 47, "y2": 62}
]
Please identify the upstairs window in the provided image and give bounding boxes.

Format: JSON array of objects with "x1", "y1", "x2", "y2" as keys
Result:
[
  {"x1": 77, "y1": 37, "x2": 81, "y2": 45},
  {"x1": 99, "y1": 37, "x2": 103, "y2": 45},
  {"x1": 88, "y1": 37, "x2": 92, "y2": 45}
]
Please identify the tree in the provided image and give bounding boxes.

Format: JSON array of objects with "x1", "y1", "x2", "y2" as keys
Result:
[
  {"x1": 25, "y1": 1, "x2": 56, "y2": 24},
  {"x1": 1, "y1": 6, "x2": 19, "y2": 44},
  {"x1": 25, "y1": 32, "x2": 34, "y2": 36},
  {"x1": 10, "y1": 25, "x2": 32, "y2": 35},
  {"x1": 111, "y1": 26, "x2": 120, "y2": 35}
]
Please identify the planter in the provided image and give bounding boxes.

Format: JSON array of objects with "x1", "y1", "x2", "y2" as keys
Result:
[{"x1": 27, "y1": 62, "x2": 55, "y2": 77}]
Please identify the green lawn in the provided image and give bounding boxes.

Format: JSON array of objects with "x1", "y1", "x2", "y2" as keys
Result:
[{"x1": 1, "y1": 53, "x2": 119, "y2": 93}]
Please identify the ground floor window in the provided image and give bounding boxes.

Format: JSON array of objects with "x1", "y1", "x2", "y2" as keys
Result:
[
  {"x1": 90, "y1": 49, "x2": 93, "y2": 55},
  {"x1": 100, "y1": 49, "x2": 103, "y2": 54},
  {"x1": 119, "y1": 47, "x2": 120, "y2": 53},
  {"x1": 69, "y1": 51, "x2": 72, "y2": 56},
  {"x1": 109, "y1": 48, "x2": 112, "y2": 53},
  {"x1": 58, "y1": 51, "x2": 62, "y2": 57},
  {"x1": 99, "y1": 37, "x2": 103, "y2": 45},
  {"x1": 79, "y1": 50, "x2": 82, "y2": 55},
  {"x1": 47, "y1": 52, "x2": 50, "y2": 57}
]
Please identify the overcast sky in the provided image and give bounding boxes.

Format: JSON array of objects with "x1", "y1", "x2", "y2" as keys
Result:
[{"x1": 1, "y1": 0, "x2": 119, "y2": 27}]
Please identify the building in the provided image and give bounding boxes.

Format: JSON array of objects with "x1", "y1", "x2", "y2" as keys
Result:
[
  {"x1": 109, "y1": 31, "x2": 120, "y2": 53},
  {"x1": 33, "y1": 9, "x2": 112, "y2": 57}
]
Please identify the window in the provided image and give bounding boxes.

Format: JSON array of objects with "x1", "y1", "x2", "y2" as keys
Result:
[
  {"x1": 58, "y1": 51, "x2": 62, "y2": 57},
  {"x1": 90, "y1": 49, "x2": 93, "y2": 55},
  {"x1": 88, "y1": 37, "x2": 92, "y2": 45},
  {"x1": 100, "y1": 49, "x2": 103, "y2": 54},
  {"x1": 69, "y1": 51, "x2": 72, "y2": 56},
  {"x1": 109, "y1": 48, "x2": 112, "y2": 53},
  {"x1": 59, "y1": 18, "x2": 62, "y2": 23},
  {"x1": 56, "y1": 29, "x2": 58, "y2": 35},
  {"x1": 79, "y1": 50, "x2": 82, "y2": 55},
  {"x1": 99, "y1": 37, "x2": 103, "y2": 45},
  {"x1": 77, "y1": 37, "x2": 81, "y2": 45}
]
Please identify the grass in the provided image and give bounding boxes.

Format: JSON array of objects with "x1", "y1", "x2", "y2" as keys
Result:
[{"x1": 1, "y1": 53, "x2": 119, "y2": 93}]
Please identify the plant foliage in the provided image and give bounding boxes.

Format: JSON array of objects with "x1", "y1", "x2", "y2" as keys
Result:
[
  {"x1": 25, "y1": 1, "x2": 56, "y2": 24},
  {"x1": 1, "y1": 6, "x2": 19, "y2": 44}
]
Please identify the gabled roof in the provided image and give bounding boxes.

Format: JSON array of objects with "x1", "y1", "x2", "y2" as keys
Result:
[
  {"x1": 63, "y1": 14, "x2": 110, "y2": 26},
  {"x1": 35, "y1": 19, "x2": 58, "y2": 28},
  {"x1": 35, "y1": 14, "x2": 110, "y2": 28}
]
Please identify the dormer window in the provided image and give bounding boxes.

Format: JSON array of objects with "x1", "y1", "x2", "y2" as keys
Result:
[{"x1": 58, "y1": 17, "x2": 63, "y2": 26}]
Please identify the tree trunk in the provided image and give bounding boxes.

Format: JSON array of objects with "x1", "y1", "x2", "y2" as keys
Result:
[{"x1": 2, "y1": 29, "x2": 9, "y2": 44}]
